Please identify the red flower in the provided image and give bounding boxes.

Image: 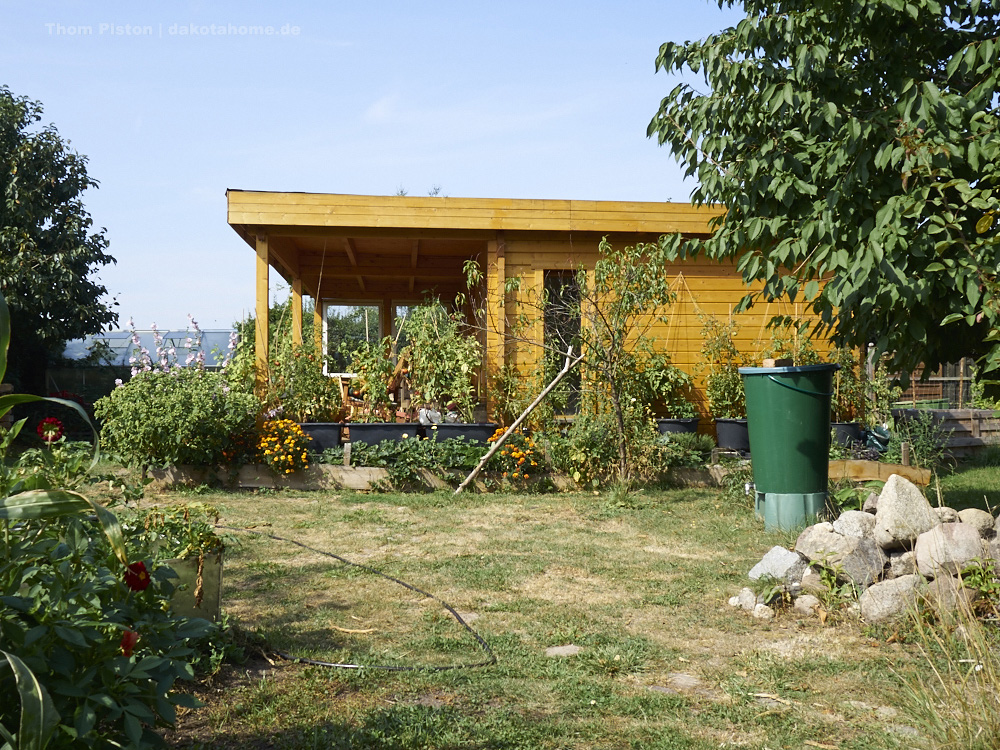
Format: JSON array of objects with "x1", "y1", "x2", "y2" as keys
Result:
[
  {"x1": 121, "y1": 630, "x2": 139, "y2": 657},
  {"x1": 124, "y1": 561, "x2": 150, "y2": 591},
  {"x1": 37, "y1": 417, "x2": 64, "y2": 443}
]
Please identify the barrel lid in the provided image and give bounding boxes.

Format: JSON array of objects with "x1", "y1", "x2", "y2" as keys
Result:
[{"x1": 738, "y1": 363, "x2": 840, "y2": 375}]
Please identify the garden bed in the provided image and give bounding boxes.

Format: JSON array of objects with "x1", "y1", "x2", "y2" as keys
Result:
[
  {"x1": 147, "y1": 465, "x2": 729, "y2": 492},
  {"x1": 149, "y1": 464, "x2": 582, "y2": 492}
]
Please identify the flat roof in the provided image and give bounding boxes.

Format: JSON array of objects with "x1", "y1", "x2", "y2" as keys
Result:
[{"x1": 227, "y1": 190, "x2": 723, "y2": 239}]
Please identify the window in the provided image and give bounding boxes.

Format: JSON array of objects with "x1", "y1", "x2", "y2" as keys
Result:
[{"x1": 543, "y1": 270, "x2": 582, "y2": 414}]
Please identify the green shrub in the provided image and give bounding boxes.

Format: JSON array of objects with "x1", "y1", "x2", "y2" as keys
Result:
[
  {"x1": 659, "y1": 431, "x2": 715, "y2": 468},
  {"x1": 883, "y1": 410, "x2": 953, "y2": 472},
  {"x1": 401, "y1": 300, "x2": 483, "y2": 421},
  {"x1": 94, "y1": 370, "x2": 259, "y2": 468},
  {"x1": 334, "y1": 434, "x2": 487, "y2": 490},
  {"x1": 546, "y1": 407, "x2": 665, "y2": 486},
  {"x1": 261, "y1": 344, "x2": 344, "y2": 423},
  {"x1": 11, "y1": 440, "x2": 95, "y2": 490},
  {"x1": 0, "y1": 513, "x2": 215, "y2": 749}
]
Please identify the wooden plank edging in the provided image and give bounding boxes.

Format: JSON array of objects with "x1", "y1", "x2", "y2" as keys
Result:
[{"x1": 827, "y1": 460, "x2": 931, "y2": 486}]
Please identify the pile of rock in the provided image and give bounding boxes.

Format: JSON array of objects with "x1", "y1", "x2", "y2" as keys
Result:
[{"x1": 731, "y1": 474, "x2": 999, "y2": 624}]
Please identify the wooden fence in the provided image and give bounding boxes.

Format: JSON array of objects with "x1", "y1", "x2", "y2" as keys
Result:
[{"x1": 892, "y1": 408, "x2": 1000, "y2": 457}]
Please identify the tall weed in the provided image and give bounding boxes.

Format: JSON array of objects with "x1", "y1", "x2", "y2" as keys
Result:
[{"x1": 898, "y1": 600, "x2": 1000, "y2": 749}]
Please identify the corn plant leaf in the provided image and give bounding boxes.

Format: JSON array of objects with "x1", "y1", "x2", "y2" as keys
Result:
[
  {"x1": 0, "y1": 490, "x2": 127, "y2": 565},
  {"x1": 0, "y1": 649, "x2": 61, "y2": 750}
]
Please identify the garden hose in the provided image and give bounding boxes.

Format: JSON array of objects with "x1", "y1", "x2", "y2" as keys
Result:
[{"x1": 217, "y1": 525, "x2": 497, "y2": 672}]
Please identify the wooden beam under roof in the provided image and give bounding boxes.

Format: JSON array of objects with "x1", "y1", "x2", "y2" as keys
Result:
[
  {"x1": 409, "y1": 240, "x2": 419, "y2": 292},
  {"x1": 341, "y1": 237, "x2": 365, "y2": 292}
]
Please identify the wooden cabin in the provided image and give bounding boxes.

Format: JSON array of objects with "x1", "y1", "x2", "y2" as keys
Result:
[{"x1": 227, "y1": 190, "x2": 821, "y2": 419}]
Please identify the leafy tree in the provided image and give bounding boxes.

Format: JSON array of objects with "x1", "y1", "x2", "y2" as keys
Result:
[
  {"x1": 0, "y1": 86, "x2": 118, "y2": 393},
  {"x1": 649, "y1": 0, "x2": 1000, "y2": 376}
]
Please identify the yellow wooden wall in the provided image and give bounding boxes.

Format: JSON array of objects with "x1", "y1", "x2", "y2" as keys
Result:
[{"x1": 494, "y1": 235, "x2": 830, "y2": 419}]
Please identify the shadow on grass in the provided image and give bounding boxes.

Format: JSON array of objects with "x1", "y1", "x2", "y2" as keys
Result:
[
  {"x1": 167, "y1": 701, "x2": 578, "y2": 750},
  {"x1": 938, "y1": 465, "x2": 1000, "y2": 512}
]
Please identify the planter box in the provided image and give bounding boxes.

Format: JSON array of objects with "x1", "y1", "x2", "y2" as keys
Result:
[
  {"x1": 164, "y1": 551, "x2": 223, "y2": 621},
  {"x1": 656, "y1": 418, "x2": 699, "y2": 435},
  {"x1": 715, "y1": 418, "x2": 750, "y2": 453},
  {"x1": 345, "y1": 422, "x2": 420, "y2": 445},
  {"x1": 299, "y1": 422, "x2": 343, "y2": 451},
  {"x1": 431, "y1": 423, "x2": 498, "y2": 442},
  {"x1": 831, "y1": 422, "x2": 864, "y2": 448}
]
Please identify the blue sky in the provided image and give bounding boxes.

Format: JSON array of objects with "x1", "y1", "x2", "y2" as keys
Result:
[{"x1": 1, "y1": 1, "x2": 741, "y2": 330}]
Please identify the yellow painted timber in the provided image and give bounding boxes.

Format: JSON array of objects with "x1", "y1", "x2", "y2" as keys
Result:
[
  {"x1": 291, "y1": 277, "x2": 303, "y2": 346},
  {"x1": 227, "y1": 190, "x2": 723, "y2": 236},
  {"x1": 255, "y1": 235, "x2": 269, "y2": 388},
  {"x1": 485, "y1": 234, "x2": 506, "y2": 418},
  {"x1": 314, "y1": 301, "x2": 323, "y2": 353}
]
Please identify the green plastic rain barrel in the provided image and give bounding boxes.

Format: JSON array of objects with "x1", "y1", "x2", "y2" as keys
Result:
[{"x1": 738, "y1": 363, "x2": 839, "y2": 530}]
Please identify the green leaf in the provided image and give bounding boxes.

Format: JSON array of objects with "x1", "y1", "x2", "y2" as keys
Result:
[
  {"x1": 0, "y1": 292, "x2": 8, "y2": 384},
  {"x1": 0, "y1": 491, "x2": 128, "y2": 566},
  {"x1": 53, "y1": 625, "x2": 88, "y2": 648},
  {"x1": 0, "y1": 649, "x2": 61, "y2": 750}
]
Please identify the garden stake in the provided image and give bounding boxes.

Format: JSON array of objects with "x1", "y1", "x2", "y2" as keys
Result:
[{"x1": 453, "y1": 345, "x2": 584, "y2": 496}]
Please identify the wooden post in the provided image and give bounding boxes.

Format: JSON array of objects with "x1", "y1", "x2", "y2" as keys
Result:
[
  {"x1": 901, "y1": 441, "x2": 911, "y2": 466},
  {"x1": 255, "y1": 234, "x2": 270, "y2": 392},
  {"x1": 313, "y1": 299, "x2": 324, "y2": 355},
  {"x1": 291, "y1": 277, "x2": 303, "y2": 347},
  {"x1": 485, "y1": 232, "x2": 506, "y2": 419}
]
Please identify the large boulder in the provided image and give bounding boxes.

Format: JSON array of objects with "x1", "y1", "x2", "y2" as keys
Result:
[
  {"x1": 833, "y1": 510, "x2": 876, "y2": 538},
  {"x1": 886, "y1": 549, "x2": 917, "y2": 579},
  {"x1": 922, "y1": 574, "x2": 980, "y2": 621},
  {"x1": 915, "y1": 523, "x2": 983, "y2": 579},
  {"x1": 985, "y1": 538, "x2": 1000, "y2": 565},
  {"x1": 799, "y1": 567, "x2": 826, "y2": 596},
  {"x1": 794, "y1": 524, "x2": 887, "y2": 587},
  {"x1": 873, "y1": 474, "x2": 939, "y2": 549},
  {"x1": 958, "y1": 508, "x2": 995, "y2": 537},
  {"x1": 859, "y1": 574, "x2": 925, "y2": 624},
  {"x1": 934, "y1": 507, "x2": 960, "y2": 524},
  {"x1": 748, "y1": 546, "x2": 809, "y2": 584}
]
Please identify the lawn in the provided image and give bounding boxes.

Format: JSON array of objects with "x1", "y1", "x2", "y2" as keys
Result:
[{"x1": 143, "y1": 468, "x2": 1000, "y2": 750}]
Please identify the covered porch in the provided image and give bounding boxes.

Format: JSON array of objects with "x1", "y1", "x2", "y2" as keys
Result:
[{"x1": 226, "y1": 190, "x2": 722, "y2": 414}]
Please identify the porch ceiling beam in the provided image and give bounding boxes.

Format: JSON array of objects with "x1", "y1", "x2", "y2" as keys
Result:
[
  {"x1": 341, "y1": 237, "x2": 366, "y2": 292},
  {"x1": 307, "y1": 267, "x2": 458, "y2": 281},
  {"x1": 302, "y1": 278, "x2": 462, "y2": 298},
  {"x1": 298, "y1": 257, "x2": 464, "y2": 273},
  {"x1": 343, "y1": 237, "x2": 359, "y2": 267},
  {"x1": 409, "y1": 240, "x2": 419, "y2": 292}
]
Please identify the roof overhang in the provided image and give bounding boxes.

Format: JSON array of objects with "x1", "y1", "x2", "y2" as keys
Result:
[{"x1": 227, "y1": 190, "x2": 723, "y2": 301}]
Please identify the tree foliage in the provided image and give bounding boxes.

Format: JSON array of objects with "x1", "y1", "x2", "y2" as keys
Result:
[
  {"x1": 649, "y1": 0, "x2": 1000, "y2": 375},
  {"x1": 0, "y1": 86, "x2": 117, "y2": 391}
]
